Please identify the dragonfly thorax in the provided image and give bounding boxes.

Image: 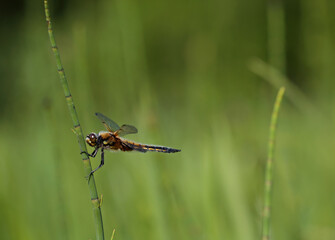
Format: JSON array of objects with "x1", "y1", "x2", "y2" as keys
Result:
[{"x1": 86, "y1": 133, "x2": 98, "y2": 147}]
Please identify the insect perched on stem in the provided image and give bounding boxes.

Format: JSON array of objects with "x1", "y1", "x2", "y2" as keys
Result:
[{"x1": 84, "y1": 113, "x2": 181, "y2": 177}]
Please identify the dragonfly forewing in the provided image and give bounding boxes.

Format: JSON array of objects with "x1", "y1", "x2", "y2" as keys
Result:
[{"x1": 95, "y1": 112, "x2": 120, "y2": 132}]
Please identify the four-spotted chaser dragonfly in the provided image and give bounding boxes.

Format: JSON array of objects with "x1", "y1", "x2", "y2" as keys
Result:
[{"x1": 85, "y1": 113, "x2": 181, "y2": 176}]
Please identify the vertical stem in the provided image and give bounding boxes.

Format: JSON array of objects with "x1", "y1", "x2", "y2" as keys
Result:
[
  {"x1": 44, "y1": 1, "x2": 105, "y2": 239},
  {"x1": 261, "y1": 87, "x2": 285, "y2": 240},
  {"x1": 267, "y1": 0, "x2": 286, "y2": 74}
]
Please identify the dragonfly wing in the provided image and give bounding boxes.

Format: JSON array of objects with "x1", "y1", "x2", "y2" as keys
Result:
[
  {"x1": 95, "y1": 112, "x2": 120, "y2": 132},
  {"x1": 116, "y1": 124, "x2": 138, "y2": 136}
]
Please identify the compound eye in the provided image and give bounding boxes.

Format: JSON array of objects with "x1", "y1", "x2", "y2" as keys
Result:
[
  {"x1": 86, "y1": 133, "x2": 98, "y2": 147},
  {"x1": 90, "y1": 134, "x2": 97, "y2": 141}
]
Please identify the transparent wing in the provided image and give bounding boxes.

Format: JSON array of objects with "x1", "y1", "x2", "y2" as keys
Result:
[
  {"x1": 95, "y1": 112, "x2": 120, "y2": 132},
  {"x1": 116, "y1": 124, "x2": 138, "y2": 136}
]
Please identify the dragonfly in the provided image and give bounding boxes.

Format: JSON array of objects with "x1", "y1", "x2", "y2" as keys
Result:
[{"x1": 84, "y1": 113, "x2": 181, "y2": 176}]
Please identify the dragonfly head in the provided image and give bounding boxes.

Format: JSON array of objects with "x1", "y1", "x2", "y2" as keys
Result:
[{"x1": 86, "y1": 133, "x2": 98, "y2": 147}]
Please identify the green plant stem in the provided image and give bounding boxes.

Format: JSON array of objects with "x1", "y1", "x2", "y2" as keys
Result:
[
  {"x1": 261, "y1": 87, "x2": 285, "y2": 240},
  {"x1": 44, "y1": 1, "x2": 105, "y2": 239},
  {"x1": 267, "y1": 0, "x2": 286, "y2": 74},
  {"x1": 248, "y1": 58, "x2": 315, "y2": 114}
]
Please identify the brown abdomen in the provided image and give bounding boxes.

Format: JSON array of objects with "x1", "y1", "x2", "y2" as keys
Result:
[{"x1": 122, "y1": 140, "x2": 181, "y2": 153}]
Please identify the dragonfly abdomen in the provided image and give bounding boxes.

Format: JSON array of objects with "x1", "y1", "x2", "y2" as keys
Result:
[{"x1": 124, "y1": 141, "x2": 181, "y2": 153}]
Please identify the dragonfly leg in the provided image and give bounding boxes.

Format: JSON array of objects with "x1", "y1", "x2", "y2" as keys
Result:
[
  {"x1": 90, "y1": 148, "x2": 99, "y2": 157},
  {"x1": 84, "y1": 148, "x2": 102, "y2": 181},
  {"x1": 81, "y1": 148, "x2": 98, "y2": 158},
  {"x1": 89, "y1": 148, "x2": 105, "y2": 176}
]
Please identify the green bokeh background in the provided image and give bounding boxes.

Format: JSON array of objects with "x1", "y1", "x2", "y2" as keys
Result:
[{"x1": 1, "y1": 0, "x2": 335, "y2": 239}]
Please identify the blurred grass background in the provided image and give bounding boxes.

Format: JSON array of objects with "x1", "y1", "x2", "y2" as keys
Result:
[{"x1": 1, "y1": 0, "x2": 335, "y2": 239}]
